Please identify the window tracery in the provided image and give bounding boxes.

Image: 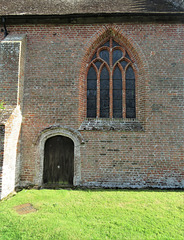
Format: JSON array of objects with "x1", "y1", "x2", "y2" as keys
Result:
[{"x1": 87, "y1": 38, "x2": 136, "y2": 119}]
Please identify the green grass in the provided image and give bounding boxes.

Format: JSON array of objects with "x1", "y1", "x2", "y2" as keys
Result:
[{"x1": 0, "y1": 189, "x2": 183, "y2": 240}]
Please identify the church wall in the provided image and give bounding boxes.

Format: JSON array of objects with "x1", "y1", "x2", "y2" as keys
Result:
[{"x1": 2, "y1": 23, "x2": 183, "y2": 188}]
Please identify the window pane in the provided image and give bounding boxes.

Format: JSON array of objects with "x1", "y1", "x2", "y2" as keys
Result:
[
  {"x1": 87, "y1": 66, "x2": 97, "y2": 80},
  {"x1": 100, "y1": 66, "x2": 109, "y2": 118},
  {"x1": 100, "y1": 100, "x2": 109, "y2": 118},
  {"x1": 87, "y1": 89, "x2": 96, "y2": 99},
  {"x1": 113, "y1": 90, "x2": 122, "y2": 100},
  {"x1": 120, "y1": 60, "x2": 128, "y2": 69},
  {"x1": 100, "y1": 89, "x2": 109, "y2": 99},
  {"x1": 100, "y1": 100, "x2": 109, "y2": 109},
  {"x1": 113, "y1": 49, "x2": 123, "y2": 65},
  {"x1": 100, "y1": 111, "x2": 109, "y2": 118},
  {"x1": 87, "y1": 109, "x2": 96, "y2": 118},
  {"x1": 103, "y1": 41, "x2": 110, "y2": 47},
  {"x1": 100, "y1": 66, "x2": 109, "y2": 80},
  {"x1": 126, "y1": 109, "x2": 136, "y2": 118},
  {"x1": 113, "y1": 66, "x2": 122, "y2": 80},
  {"x1": 87, "y1": 80, "x2": 97, "y2": 90},
  {"x1": 113, "y1": 66, "x2": 122, "y2": 118},
  {"x1": 112, "y1": 40, "x2": 120, "y2": 47},
  {"x1": 87, "y1": 100, "x2": 96, "y2": 109},
  {"x1": 126, "y1": 90, "x2": 135, "y2": 99},
  {"x1": 94, "y1": 61, "x2": 102, "y2": 69},
  {"x1": 126, "y1": 66, "x2": 135, "y2": 79},
  {"x1": 100, "y1": 80, "x2": 109, "y2": 90},
  {"x1": 99, "y1": 50, "x2": 109, "y2": 64},
  {"x1": 126, "y1": 99, "x2": 135, "y2": 108},
  {"x1": 126, "y1": 79, "x2": 135, "y2": 90},
  {"x1": 113, "y1": 80, "x2": 122, "y2": 89},
  {"x1": 113, "y1": 100, "x2": 122, "y2": 110},
  {"x1": 87, "y1": 66, "x2": 97, "y2": 118},
  {"x1": 126, "y1": 65, "x2": 136, "y2": 118},
  {"x1": 87, "y1": 100, "x2": 96, "y2": 118},
  {"x1": 113, "y1": 110, "x2": 122, "y2": 118}
]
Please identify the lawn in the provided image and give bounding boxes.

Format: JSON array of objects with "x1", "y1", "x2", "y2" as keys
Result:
[{"x1": 0, "y1": 189, "x2": 183, "y2": 240}]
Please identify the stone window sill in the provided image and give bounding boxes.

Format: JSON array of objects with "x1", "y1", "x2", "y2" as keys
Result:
[{"x1": 79, "y1": 119, "x2": 144, "y2": 131}]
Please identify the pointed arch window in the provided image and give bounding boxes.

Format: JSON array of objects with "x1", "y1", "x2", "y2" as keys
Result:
[{"x1": 87, "y1": 38, "x2": 136, "y2": 119}]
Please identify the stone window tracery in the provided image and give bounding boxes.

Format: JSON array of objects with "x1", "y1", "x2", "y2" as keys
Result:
[{"x1": 87, "y1": 38, "x2": 136, "y2": 119}]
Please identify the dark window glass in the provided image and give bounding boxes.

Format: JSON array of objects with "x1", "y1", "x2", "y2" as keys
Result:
[
  {"x1": 87, "y1": 109, "x2": 96, "y2": 118},
  {"x1": 94, "y1": 61, "x2": 102, "y2": 69},
  {"x1": 87, "y1": 79, "x2": 97, "y2": 90},
  {"x1": 87, "y1": 89, "x2": 96, "y2": 99},
  {"x1": 126, "y1": 79, "x2": 135, "y2": 90},
  {"x1": 126, "y1": 109, "x2": 136, "y2": 118},
  {"x1": 113, "y1": 66, "x2": 122, "y2": 118},
  {"x1": 113, "y1": 100, "x2": 122, "y2": 109},
  {"x1": 113, "y1": 40, "x2": 120, "y2": 47},
  {"x1": 100, "y1": 66, "x2": 109, "y2": 118},
  {"x1": 100, "y1": 89, "x2": 109, "y2": 99},
  {"x1": 100, "y1": 101, "x2": 109, "y2": 118},
  {"x1": 126, "y1": 99, "x2": 135, "y2": 108},
  {"x1": 126, "y1": 66, "x2": 136, "y2": 118},
  {"x1": 113, "y1": 90, "x2": 122, "y2": 100},
  {"x1": 103, "y1": 41, "x2": 110, "y2": 47},
  {"x1": 99, "y1": 50, "x2": 109, "y2": 64},
  {"x1": 120, "y1": 60, "x2": 128, "y2": 69},
  {"x1": 100, "y1": 66, "x2": 109, "y2": 80},
  {"x1": 113, "y1": 66, "x2": 122, "y2": 80},
  {"x1": 126, "y1": 90, "x2": 135, "y2": 99},
  {"x1": 113, "y1": 49, "x2": 123, "y2": 65},
  {"x1": 87, "y1": 66, "x2": 97, "y2": 80},
  {"x1": 126, "y1": 66, "x2": 135, "y2": 79},
  {"x1": 113, "y1": 110, "x2": 122, "y2": 118},
  {"x1": 87, "y1": 66, "x2": 97, "y2": 118},
  {"x1": 87, "y1": 99, "x2": 96, "y2": 109}
]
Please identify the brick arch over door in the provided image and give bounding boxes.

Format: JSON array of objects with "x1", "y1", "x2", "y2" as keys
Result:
[{"x1": 36, "y1": 126, "x2": 84, "y2": 186}]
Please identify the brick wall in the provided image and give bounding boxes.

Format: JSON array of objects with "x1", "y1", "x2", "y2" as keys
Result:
[
  {"x1": 1, "y1": 22, "x2": 184, "y2": 189},
  {"x1": 0, "y1": 41, "x2": 20, "y2": 105}
]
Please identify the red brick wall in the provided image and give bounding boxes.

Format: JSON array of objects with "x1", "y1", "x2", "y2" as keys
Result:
[{"x1": 2, "y1": 23, "x2": 183, "y2": 188}]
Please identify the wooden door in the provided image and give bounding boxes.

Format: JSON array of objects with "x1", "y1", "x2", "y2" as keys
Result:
[{"x1": 43, "y1": 135, "x2": 74, "y2": 185}]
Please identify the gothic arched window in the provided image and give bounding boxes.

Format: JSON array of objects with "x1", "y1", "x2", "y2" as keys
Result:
[{"x1": 87, "y1": 38, "x2": 136, "y2": 119}]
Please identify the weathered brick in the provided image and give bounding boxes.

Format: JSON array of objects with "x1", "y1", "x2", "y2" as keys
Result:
[{"x1": 0, "y1": 22, "x2": 183, "y2": 199}]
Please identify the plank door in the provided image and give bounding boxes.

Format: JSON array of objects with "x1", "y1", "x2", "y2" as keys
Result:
[{"x1": 43, "y1": 135, "x2": 74, "y2": 185}]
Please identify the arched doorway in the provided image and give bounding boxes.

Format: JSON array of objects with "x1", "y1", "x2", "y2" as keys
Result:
[{"x1": 43, "y1": 135, "x2": 74, "y2": 186}]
